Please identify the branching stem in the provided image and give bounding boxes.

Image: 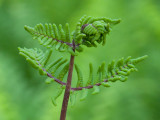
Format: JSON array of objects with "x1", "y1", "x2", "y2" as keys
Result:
[{"x1": 60, "y1": 41, "x2": 75, "y2": 120}]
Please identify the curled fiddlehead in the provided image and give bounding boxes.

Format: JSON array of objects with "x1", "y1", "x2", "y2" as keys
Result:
[{"x1": 73, "y1": 15, "x2": 121, "y2": 52}]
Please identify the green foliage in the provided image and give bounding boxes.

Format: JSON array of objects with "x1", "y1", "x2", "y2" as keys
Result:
[
  {"x1": 24, "y1": 23, "x2": 72, "y2": 54},
  {"x1": 70, "y1": 91, "x2": 77, "y2": 107},
  {"x1": 18, "y1": 15, "x2": 148, "y2": 107},
  {"x1": 0, "y1": 0, "x2": 159, "y2": 119},
  {"x1": 80, "y1": 89, "x2": 88, "y2": 101},
  {"x1": 3, "y1": 1, "x2": 160, "y2": 120},
  {"x1": 18, "y1": 47, "x2": 49, "y2": 75},
  {"x1": 24, "y1": 16, "x2": 120, "y2": 56},
  {"x1": 18, "y1": 47, "x2": 69, "y2": 82},
  {"x1": 72, "y1": 55, "x2": 148, "y2": 100},
  {"x1": 92, "y1": 86, "x2": 100, "y2": 95},
  {"x1": 86, "y1": 63, "x2": 93, "y2": 86}
]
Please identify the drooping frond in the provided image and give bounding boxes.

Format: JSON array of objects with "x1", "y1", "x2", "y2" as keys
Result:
[
  {"x1": 18, "y1": 47, "x2": 69, "y2": 84},
  {"x1": 18, "y1": 47, "x2": 69, "y2": 106},
  {"x1": 24, "y1": 23, "x2": 73, "y2": 53},
  {"x1": 73, "y1": 15, "x2": 121, "y2": 50}
]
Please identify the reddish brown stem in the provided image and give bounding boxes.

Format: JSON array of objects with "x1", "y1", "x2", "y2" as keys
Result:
[{"x1": 60, "y1": 41, "x2": 75, "y2": 120}]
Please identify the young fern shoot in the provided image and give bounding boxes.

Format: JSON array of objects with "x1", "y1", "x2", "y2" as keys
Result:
[{"x1": 18, "y1": 15, "x2": 147, "y2": 120}]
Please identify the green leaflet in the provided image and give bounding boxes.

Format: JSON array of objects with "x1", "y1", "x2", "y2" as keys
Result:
[
  {"x1": 46, "y1": 57, "x2": 63, "y2": 71},
  {"x1": 120, "y1": 77, "x2": 128, "y2": 82},
  {"x1": 24, "y1": 25, "x2": 35, "y2": 35},
  {"x1": 86, "y1": 63, "x2": 93, "y2": 86},
  {"x1": 55, "y1": 42, "x2": 62, "y2": 51},
  {"x1": 49, "y1": 23, "x2": 55, "y2": 38},
  {"x1": 65, "y1": 23, "x2": 71, "y2": 43},
  {"x1": 45, "y1": 23, "x2": 50, "y2": 36},
  {"x1": 95, "y1": 66, "x2": 102, "y2": 84},
  {"x1": 52, "y1": 24, "x2": 59, "y2": 39},
  {"x1": 45, "y1": 77, "x2": 54, "y2": 84},
  {"x1": 70, "y1": 91, "x2": 77, "y2": 107},
  {"x1": 75, "y1": 64, "x2": 83, "y2": 87},
  {"x1": 67, "y1": 47, "x2": 78, "y2": 56},
  {"x1": 18, "y1": 47, "x2": 49, "y2": 75},
  {"x1": 41, "y1": 49, "x2": 53, "y2": 66},
  {"x1": 57, "y1": 63, "x2": 69, "y2": 81},
  {"x1": 101, "y1": 82, "x2": 110, "y2": 87},
  {"x1": 92, "y1": 86, "x2": 100, "y2": 95},
  {"x1": 101, "y1": 62, "x2": 106, "y2": 80},
  {"x1": 82, "y1": 16, "x2": 92, "y2": 25},
  {"x1": 125, "y1": 56, "x2": 131, "y2": 64},
  {"x1": 51, "y1": 59, "x2": 68, "y2": 75},
  {"x1": 131, "y1": 55, "x2": 148, "y2": 64},
  {"x1": 108, "y1": 76, "x2": 121, "y2": 82},
  {"x1": 108, "y1": 60, "x2": 115, "y2": 74},
  {"x1": 80, "y1": 89, "x2": 88, "y2": 101},
  {"x1": 52, "y1": 86, "x2": 64, "y2": 106},
  {"x1": 59, "y1": 24, "x2": 65, "y2": 41},
  {"x1": 116, "y1": 57, "x2": 124, "y2": 68}
]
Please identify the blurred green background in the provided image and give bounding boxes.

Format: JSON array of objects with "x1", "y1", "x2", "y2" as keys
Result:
[{"x1": 0, "y1": 0, "x2": 160, "y2": 120}]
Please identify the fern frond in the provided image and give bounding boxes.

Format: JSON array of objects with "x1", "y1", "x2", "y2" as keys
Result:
[
  {"x1": 24, "y1": 23, "x2": 72, "y2": 53},
  {"x1": 71, "y1": 55, "x2": 147, "y2": 93},
  {"x1": 24, "y1": 16, "x2": 121, "y2": 56},
  {"x1": 20, "y1": 15, "x2": 148, "y2": 109},
  {"x1": 18, "y1": 47, "x2": 70, "y2": 86},
  {"x1": 106, "y1": 55, "x2": 147, "y2": 83}
]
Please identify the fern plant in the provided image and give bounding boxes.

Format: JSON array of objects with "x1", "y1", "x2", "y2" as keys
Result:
[{"x1": 18, "y1": 15, "x2": 147, "y2": 120}]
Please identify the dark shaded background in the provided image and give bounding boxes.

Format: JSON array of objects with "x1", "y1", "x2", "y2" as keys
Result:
[{"x1": 0, "y1": 0, "x2": 160, "y2": 120}]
